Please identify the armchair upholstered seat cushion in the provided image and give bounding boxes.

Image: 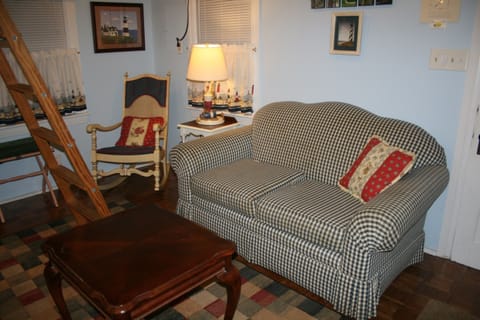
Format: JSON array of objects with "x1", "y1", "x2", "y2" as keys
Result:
[{"x1": 96, "y1": 146, "x2": 158, "y2": 155}]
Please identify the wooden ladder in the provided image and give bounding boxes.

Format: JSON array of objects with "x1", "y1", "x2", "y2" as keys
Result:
[{"x1": 0, "y1": 0, "x2": 111, "y2": 224}]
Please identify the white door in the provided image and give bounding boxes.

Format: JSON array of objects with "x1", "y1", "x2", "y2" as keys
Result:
[
  {"x1": 450, "y1": 86, "x2": 480, "y2": 270},
  {"x1": 442, "y1": 3, "x2": 480, "y2": 270}
]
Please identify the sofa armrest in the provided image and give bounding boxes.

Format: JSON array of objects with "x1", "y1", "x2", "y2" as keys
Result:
[
  {"x1": 346, "y1": 165, "x2": 449, "y2": 253},
  {"x1": 170, "y1": 125, "x2": 253, "y2": 202}
]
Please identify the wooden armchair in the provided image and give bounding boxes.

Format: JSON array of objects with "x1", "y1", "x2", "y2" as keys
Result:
[{"x1": 86, "y1": 73, "x2": 170, "y2": 191}]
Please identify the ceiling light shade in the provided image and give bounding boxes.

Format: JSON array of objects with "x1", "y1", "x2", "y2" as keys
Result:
[{"x1": 186, "y1": 44, "x2": 228, "y2": 82}]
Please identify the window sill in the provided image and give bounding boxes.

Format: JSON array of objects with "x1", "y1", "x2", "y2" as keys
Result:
[{"x1": 0, "y1": 110, "x2": 88, "y2": 142}]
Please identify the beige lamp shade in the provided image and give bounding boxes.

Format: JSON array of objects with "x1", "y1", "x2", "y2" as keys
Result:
[{"x1": 186, "y1": 44, "x2": 228, "y2": 82}]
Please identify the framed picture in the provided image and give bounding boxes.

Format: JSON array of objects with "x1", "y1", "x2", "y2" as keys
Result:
[
  {"x1": 330, "y1": 12, "x2": 363, "y2": 55},
  {"x1": 90, "y1": 2, "x2": 145, "y2": 53},
  {"x1": 359, "y1": 0, "x2": 375, "y2": 6},
  {"x1": 312, "y1": 0, "x2": 392, "y2": 9},
  {"x1": 311, "y1": 0, "x2": 325, "y2": 8},
  {"x1": 376, "y1": 0, "x2": 393, "y2": 4}
]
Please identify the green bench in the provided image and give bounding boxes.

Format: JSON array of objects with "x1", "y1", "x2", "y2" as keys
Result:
[{"x1": 0, "y1": 137, "x2": 58, "y2": 223}]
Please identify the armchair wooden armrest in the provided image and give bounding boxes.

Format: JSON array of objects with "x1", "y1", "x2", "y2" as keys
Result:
[{"x1": 86, "y1": 121, "x2": 122, "y2": 134}]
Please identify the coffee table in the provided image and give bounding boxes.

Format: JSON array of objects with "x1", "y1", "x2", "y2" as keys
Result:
[{"x1": 42, "y1": 203, "x2": 240, "y2": 320}]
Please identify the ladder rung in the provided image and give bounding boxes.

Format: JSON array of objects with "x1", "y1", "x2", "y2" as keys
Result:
[
  {"x1": 31, "y1": 127, "x2": 62, "y2": 149},
  {"x1": 8, "y1": 83, "x2": 36, "y2": 100},
  {"x1": 51, "y1": 166, "x2": 86, "y2": 191}
]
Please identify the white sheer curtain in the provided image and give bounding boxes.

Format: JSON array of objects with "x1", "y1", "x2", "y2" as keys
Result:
[
  {"x1": 221, "y1": 43, "x2": 255, "y2": 100},
  {"x1": 0, "y1": 48, "x2": 86, "y2": 123}
]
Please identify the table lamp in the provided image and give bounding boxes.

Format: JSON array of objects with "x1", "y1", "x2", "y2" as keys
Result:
[{"x1": 186, "y1": 44, "x2": 228, "y2": 125}]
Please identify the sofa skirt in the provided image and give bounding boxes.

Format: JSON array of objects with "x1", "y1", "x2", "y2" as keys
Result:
[{"x1": 176, "y1": 198, "x2": 425, "y2": 319}]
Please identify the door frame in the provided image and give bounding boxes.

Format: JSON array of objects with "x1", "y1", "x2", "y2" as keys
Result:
[{"x1": 438, "y1": 2, "x2": 480, "y2": 258}]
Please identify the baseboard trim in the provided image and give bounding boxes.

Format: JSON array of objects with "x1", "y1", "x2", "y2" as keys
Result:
[{"x1": 424, "y1": 247, "x2": 438, "y2": 257}]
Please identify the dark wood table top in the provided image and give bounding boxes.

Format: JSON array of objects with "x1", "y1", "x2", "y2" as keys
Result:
[{"x1": 42, "y1": 204, "x2": 236, "y2": 310}]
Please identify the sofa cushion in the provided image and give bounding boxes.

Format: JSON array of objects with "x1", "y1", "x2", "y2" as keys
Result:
[
  {"x1": 338, "y1": 135, "x2": 416, "y2": 202},
  {"x1": 191, "y1": 158, "x2": 305, "y2": 217},
  {"x1": 255, "y1": 179, "x2": 362, "y2": 252},
  {"x1": 116, "y1": 116, "x2": 164, "y2": 147}
]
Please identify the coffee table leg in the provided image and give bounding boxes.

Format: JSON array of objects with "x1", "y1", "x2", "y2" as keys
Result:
[
  {"x1": 44, "y1": 261, "x2": 72, "y2": 320},
  {"x1": 217, "y1": 260, "x2": 241, "y2": 320}
]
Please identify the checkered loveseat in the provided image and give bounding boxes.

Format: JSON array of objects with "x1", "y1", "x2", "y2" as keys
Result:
[{"x1": 170, "y1": 101, "x2": 449, "y2": 319}]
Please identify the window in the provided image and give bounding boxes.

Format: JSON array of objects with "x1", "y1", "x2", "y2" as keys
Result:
[
  {"x1": 4, "y1": 0, "x2": 67, "y2": 51},
  {"x1": 197, "y1": 0, "x2": 252, "y2": 44},
  {"x1": 1, "y1": 0, "x2": 86, "y2": 125},
  {"x1": 188, "y1": 0, "x2": 258, "y2": 110}
]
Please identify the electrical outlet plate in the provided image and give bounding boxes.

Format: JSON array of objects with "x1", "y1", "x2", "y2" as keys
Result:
[{"x1": 429, "y1": 48, "x2": 469, "y2": 71}]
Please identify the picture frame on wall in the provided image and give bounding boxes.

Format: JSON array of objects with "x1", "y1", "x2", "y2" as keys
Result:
[
  {"x1": 90, "y1": 2, "x2": 145, "y2": 53},
  {"x1": 311, "y1": 0, "x2": 326, "y2": 8},
  {"x1": 376, "y1": 0, "x2": 393, "y2": 4},
  {"x1": 330, "y1": 12, "x2": 363, "y2": 55},
  {"x1": 312, "y1": 0, "x2": 392, "y2": 9}
]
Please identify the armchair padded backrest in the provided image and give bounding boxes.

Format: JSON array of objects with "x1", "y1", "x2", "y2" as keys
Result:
[
  {"x1": 125, "y1": 77, "x2": 168, "y2": 108},
  {"x1": 123, "y1": 74, "x2": 169, "y2": 119},
  {"x1": 251, "y1": 101, "x2": 446, "y2": 185}
]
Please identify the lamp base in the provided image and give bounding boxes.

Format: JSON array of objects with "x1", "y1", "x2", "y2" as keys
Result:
[{"x1": 196, "y1": 112, "x2": 224, "y2": 125}]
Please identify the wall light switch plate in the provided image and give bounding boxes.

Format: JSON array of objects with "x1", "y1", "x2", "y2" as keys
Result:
[{"x1": 429, "y1": 48, "x2": 469, "y2": 71}]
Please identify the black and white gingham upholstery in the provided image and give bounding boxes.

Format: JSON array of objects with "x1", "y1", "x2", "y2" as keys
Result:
[
  {"x1": 170, "y1": 125, "x2": 252, "y2": 203},
  {"x1": 169, "y1": 101, "x2": 449, "y2": 319},
  {"x1": 252, "y1": 102, "x2": 446, "y2": 184},
  {"x1": 191, "y1": 158, "x2": 305, "y2": 216},
  {"x1": 255, "y1": 179, "x2": 362, "y2": 252}
]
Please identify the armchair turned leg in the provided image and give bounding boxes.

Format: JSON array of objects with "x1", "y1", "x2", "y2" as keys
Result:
[
  {"x1": 154, "y1": 160, "x2": 160, "y2": 191},
  {"x1": 91, "y1": 160, "x2": 98, "y2": 184},
  {"x1": 89, "y1": 128, "x2": 99, "y2": 185}
]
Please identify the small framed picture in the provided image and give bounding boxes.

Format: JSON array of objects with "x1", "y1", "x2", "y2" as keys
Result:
[
  {"x1": 90, "y1": 2, "x2": 145, "y2": 53},
  {"x1": 312, "y1": 0, "x2": 392, "y2": 9},
  {"x1": 330, "y1": 12, "x2": 363, "y2": 55},
  {"x1": 359, "y1": 0, "x2": 374, "y2": 6},
  {"x1": 376, "y1": 0, "x2": 393, "y2": 4},
  {"x1": 311, "y1": 0, "x2": 326, "y2": 8}
]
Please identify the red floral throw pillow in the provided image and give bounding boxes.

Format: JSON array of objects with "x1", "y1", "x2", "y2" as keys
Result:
[
  {"x1": 338, "y1": 135, "x2": 416, "y2": 203},
  {"x1": 115, "y1": 116, "x2": 164, "y2": 147}
]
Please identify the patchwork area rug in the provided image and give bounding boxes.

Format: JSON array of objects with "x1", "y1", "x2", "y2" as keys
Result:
[{"x1": 0, "y1": 200, "x2": 344, "y2": 320}]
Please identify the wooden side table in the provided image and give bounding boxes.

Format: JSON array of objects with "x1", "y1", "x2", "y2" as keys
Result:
[
  {"x1": 42, "y1": 204, "x2": 241, "y2": 320},
  {"x1": 178, "y1": 116, "x2": 241, "y2": 142}
]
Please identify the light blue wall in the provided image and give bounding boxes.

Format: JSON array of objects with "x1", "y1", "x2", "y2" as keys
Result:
[
  {"x1": 151, "y1": 0, "x2": 192, "y2": 150},
  {"x1": 1, "y1": 0, "x2": 477, "y2": 253}
]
